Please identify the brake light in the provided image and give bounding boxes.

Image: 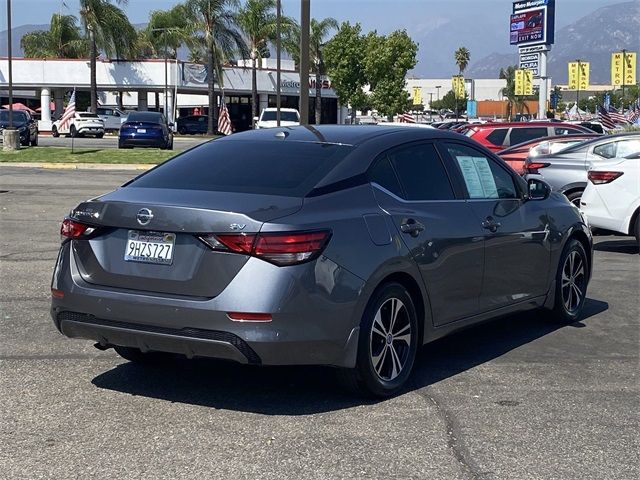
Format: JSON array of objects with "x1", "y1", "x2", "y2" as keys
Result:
[
  {"x1": 198, "y1": 230, "x2": 331, "y2": 266},
  {"x1": 60, "y1": 218, "x2": 94, "y2": 240},
  {"x1": 526, "y1": 161, "x2": 550, "y2": 174},
  {"x1": 227, "y1": 312, "x2": 272, "y2": 322},
  {"x1": 588, "y1": 171, "x2": 623, "y2": 184}
]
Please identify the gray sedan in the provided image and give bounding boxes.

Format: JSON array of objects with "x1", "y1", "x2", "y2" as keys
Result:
[
  {"x1": 51, "y1": 126, "x2": 592, "y2": 397},
  {"x1": 525, "y1": 132, "x2": 640, "y2": 206}
]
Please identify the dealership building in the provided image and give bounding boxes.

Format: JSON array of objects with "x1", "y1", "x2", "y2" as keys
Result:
[{"x1": 0, "y1": 57, "x2": 345, "y2": 131}]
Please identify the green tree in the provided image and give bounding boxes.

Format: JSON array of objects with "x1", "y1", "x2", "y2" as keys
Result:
[
  {"x1": 146, "y1": 5, "x2": 192, "y2": 59},
  {"x1": 429, "y1": 89, "x2": 468, "y2": 114},
  {"x1": 21, "y1": 13, "x2": 89, "y2": 59},
  {"x1": 184, "y1": 0, "x2": 249, "y2": 134},
  {"x1": 454, "y1": 46, "x2": 470, "y2": 76},
  {"x1": 80, "y1": 0, "x2": 138, "y2": 113},
  {"x1": 362, "y1": 29, "x2": 418, "y2": 118},
  {"x1": 323, "y1": 22, "x2": 367, "y2": 123}
]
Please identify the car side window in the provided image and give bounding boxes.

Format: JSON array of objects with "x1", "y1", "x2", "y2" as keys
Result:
[
  {"x1": 485, "y1": 128, "x2": 508, "y2": 146},
  {"x1": 593, "y1": 142, "x2": 617, "y2": 159},
  {"x1": 369, "y1": 157, "x2": 403, "y2": 197},
  {"x1": 198, "y1": 117, "x2": 206, "y2": 123},
  {"x1": 444, "y1": 143, "x2": 518, "y2": 200},
  {"x1": 509, "y1": 127, "x2": 549, "y2": 145},
  {"x1": 385, "y1": 143, "x2": 455, "y2": 201}
]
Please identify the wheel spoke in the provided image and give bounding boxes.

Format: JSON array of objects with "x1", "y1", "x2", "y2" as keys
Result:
[
  {"x1": 571, "y1": 284, "x2": 582, "y2": 308},
  {"x1": 392, "y1": 322, "x2": 410, "y2": 337},
  {"x1": 393, "y1": 333, "x2": 411, "y2": 346},
  {"x1": 373, "y1": 346, "x2": 388, "y2": 375},
  {"x1": 561, "y1": 271, "x2": 571, "y2": 288},
  {"x1": 389, "y1": 344, "x2": 402, "y2": 379},
  {"x1": 373, "y1": 310, "x2": 387, "y2": 336},
  {"x1": 389, "y1": 298, "x2": 404, "y2": 334},
  {"x1": 564, "y1": 284, "x2": 573, "y2": 310}
]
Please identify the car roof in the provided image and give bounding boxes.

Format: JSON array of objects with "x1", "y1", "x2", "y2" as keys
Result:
[
  {"x1": 498, "y1": 134, "x2": 599, "y2": 153},
  {"x1": 220, "y1": 124, "x2": 461, "y2": 147},
  {"x1": 471, "y1": 122, "x2": 580, "y2": 129}
]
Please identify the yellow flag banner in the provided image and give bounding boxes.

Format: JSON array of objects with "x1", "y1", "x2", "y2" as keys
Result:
[
  {"x1": 515, "y1": 69, "x2": 533, "y2": 96},
  {"x1": 452, "y1": 76, "x2": 465, "y2": 99},
  {"x1": 568, "y1": 62, "x2": 590, "y2": 90},
  {"x1": 612, "y1": 52, "x2": 637, "y2": 86},
  {"x1": 412, "y1": 86, "x2": 423, "y2": 105}
]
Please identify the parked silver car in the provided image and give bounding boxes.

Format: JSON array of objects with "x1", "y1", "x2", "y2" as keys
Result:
[
  {"x1": 51, "y1": 126, "x2": 593, "y2": 397},
  {"x1": 525, "y1": 133, "x2": 640, "y2": 206}
]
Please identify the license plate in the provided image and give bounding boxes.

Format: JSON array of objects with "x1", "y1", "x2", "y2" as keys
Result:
[
  {"x1": 124, "y1": 230, "x2": 175, "y2": 265},
  {"x1": 137, "y1": 128, "x2": 146, "y2": 133}
]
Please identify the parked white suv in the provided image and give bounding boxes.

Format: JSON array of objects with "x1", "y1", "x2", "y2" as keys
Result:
[
  {"x1": 52, "y1": 112, "x2": 105, "y2": 138},
  {"x1": 255, "y1": 108, "x2": 300, "y2": 129},
  {"x1": 96, "y1": 107, "x2": 127, "y2": 131}
]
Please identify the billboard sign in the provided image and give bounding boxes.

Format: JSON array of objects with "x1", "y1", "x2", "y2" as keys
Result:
[
  {"x1": 568, "y1": 62, "x2": 589, "y2": 90},
  {"x1": 510, "y1": 0, "x2": 555, "y2": 46},
  {"x1": 519, "y1": 52, "x2": 540, "y2": 77},
  {"x1": 611, "y1": 51, "x2": 637, "y2": 86}
]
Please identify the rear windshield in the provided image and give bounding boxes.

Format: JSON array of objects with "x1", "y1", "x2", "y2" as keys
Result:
[
  {"x1": 0, "y1": 111, "x2": 28, "y2": 122},
  {"x1": 78, "y1": 113, "x2": 99, "y2": 118},
  {"x1": 126, "y1": 139, "x2": 353, "y2": 197},
  {"x1": 127, "y1": 112, "x2": 164, "y2": 123},
  {"x1": 261, "y1": 111, "x2": 299, "y2": 122}
]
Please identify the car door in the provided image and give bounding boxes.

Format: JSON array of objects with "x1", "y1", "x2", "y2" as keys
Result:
[
  {"x1": 198, "y1": 116, "x2": 207, "y2": 133},
  {"x1": 369, "y1": 141, "x2": 485, "y2": 326},
  {"x1": 440, "y1": 141, "x2": 551, "y2": 312}
]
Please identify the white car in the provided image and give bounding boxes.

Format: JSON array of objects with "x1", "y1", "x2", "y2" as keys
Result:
[
  {"x1": 96, "y1": 107, "x2": 127, "y2": 131},
  {"x1": 580, "y1": 152, "x2": 640, "y2": 247},
  {"x1": 52, "y1": 112, "x2": 105, "y2": 138},
  {"x1": 255, "y1": 108, "x2": 300, "y2": 129}
]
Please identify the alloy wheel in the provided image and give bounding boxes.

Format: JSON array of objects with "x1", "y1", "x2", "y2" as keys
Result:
[
  {"x1": 561, "y1": 250, "x2": 586, "y2": 313},
  {"x1": 369, "y1": 297, "x2": 412, "y2": 381}
]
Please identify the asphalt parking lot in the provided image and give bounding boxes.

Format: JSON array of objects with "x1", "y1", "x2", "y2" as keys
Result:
[
  {"x1": 1, "y1": 166, "x2": 638, "y2": 480},
  {"x1": 37, "y1": 134, "x2": 211, "y2": 151}
]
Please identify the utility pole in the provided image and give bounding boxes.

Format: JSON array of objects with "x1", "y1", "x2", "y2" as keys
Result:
[
  {"x1": 3, "y1": 0, "x2": 20, "y2": 151},
  {"x1": 621, "y1": 49, "x2": 627, "y2": 112},
  {"x1": 276, "y1": 0, "x2": 281, "y2": 126},
  {"x1": 575, "y1": 59, "x2": 582, "y2": 120},
  {"x1": 299, "y1": 0, "x2": 310, "y2": 125}
]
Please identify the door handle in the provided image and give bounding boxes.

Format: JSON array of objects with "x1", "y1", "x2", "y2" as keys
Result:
[
  {"x1": 481, "y1": 216, "x2": 501, "y2": 233},
  {"x1": 400, "y1": 219, "x2": 425, "y2": 237}
]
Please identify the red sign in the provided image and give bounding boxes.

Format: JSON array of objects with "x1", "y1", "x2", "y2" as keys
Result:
[{"x1": 510, "y1": 9, "x2": 546, "y2": 45}]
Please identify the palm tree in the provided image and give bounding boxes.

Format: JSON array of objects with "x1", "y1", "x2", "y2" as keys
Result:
[
  {"x1": 237, "y1": 0, "x2": 278, "y2": 123},
  {"x1": 283, "y1": 17, "x2": 337, "y2": 124},
  {"x1": 79, "y1": 0, "x2": 138, "y2": 113},
  {"x1": 185, "y1": 0, "x2": 249, "y2": 135},
  {"x1": 499, "y1": 65, "x2": 529, "y2": 120},
  {"x1": 454, "y1": 46, "x2": 470, "y2": 76},
  {"x1": 147, "y1": 5, "x2": 192, "y2": 59},
  {"x1": 21, "y1": 13, "x2": 88, "y2": 59}
]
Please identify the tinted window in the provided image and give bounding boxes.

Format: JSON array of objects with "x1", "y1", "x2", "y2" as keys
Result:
[
  {"x1": 554, "y1": 127, "x2": 585, "y2": 135},
  {"x1": 369, "y1": 157, "x2": 403, "y2": 197},
  {"x1": 0, "y1": 111, "x2": 28, "y2": 122},
  {"x1": 485, "y1": 128, "x2": 508, "y2": 146},
  {"x1": 594, "y1": 139, "x2": 640, "y2": 159},
  {"x1": 127, "y1": 112, "x2": 164, "y2": 123},
  {"x1": 509, "y1": 127, "x2": 549, "y2": 145},
  {"x1": 386, "y1": 144, "x2": 454, "y2": 201},
  {"x1": 445, "y1": 143, "x2": 518, "y2": 199},
  {"x1": 78, "y1": 113, "x2": 100, "y2": 118},
  {"x1": 261, "y1": 111, "x2": 299, "y2": 122},
  {"x1": 127, "y1": 140, "x2": 352, "y2": 197}
]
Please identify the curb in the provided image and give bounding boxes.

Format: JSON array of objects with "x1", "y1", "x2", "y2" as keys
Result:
[{"x1": 0, "y1": 162, "x2": 155, "y2": 171}]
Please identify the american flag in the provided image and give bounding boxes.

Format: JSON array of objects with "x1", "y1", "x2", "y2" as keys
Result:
[
  {"x1": 217, "y1": 101, "x2": 233, "y2": 135},
  {"x1": 608, "y1": 106, "x2": 628, "y2": 125},
  {"x1": 625, "y1": 100, "x2": 640, "y2": 123},
  {"x1": 398, "y1": 112, "x2": 416, "y2": 123},
  {"x1": 597, "y1": 105, "x2": 616, "y2": 130},
  {"x1": 59, "y1": 89, "x2": 76, "y2": 131}
]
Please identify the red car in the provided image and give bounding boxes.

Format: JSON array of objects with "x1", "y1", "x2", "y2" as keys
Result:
[
  {"x1": 497, "y1": 134, "x2": 600, "y2": 174},
  {"x1": 464, "y1": 122, "x2": 593, "y2": 153}
]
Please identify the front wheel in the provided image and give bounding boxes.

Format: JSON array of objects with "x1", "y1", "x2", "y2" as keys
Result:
[
  {"x1": 96, "y1": 132, "x2": 104, "y2": 139},
  {"x1": 51, "y1": 126, "x2": 59, "y2": 138},
  {"x1": 30, "y1": 134, "x2": 38, "y2": 146},
  {"x1": 338, "y1": 283, "x2": 418, "y2": 397},
  {"x1": 550, "y1": 238, "x2": 589, "y2": 323}
]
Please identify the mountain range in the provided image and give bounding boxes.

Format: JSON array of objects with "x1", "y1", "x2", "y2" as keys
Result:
[{"x1": 1, "y1": 1, "x2": 638, "y2": 85}]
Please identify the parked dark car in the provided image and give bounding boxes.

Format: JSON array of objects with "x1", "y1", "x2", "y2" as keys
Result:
[
  {"x1": 119, "y1": 111, "x2": 173, "y2": 149},
  {"x1": 0, "y1": 109, "x2": 38, "y2": 146},
  {"x1": 176, "y1": 115, "x2": 208, "y2": 135},
  {"x1": 52, "y1": 126, "x2": 592, "y2": 397}
]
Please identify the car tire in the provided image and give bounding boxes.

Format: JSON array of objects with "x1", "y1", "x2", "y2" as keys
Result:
[
  {"x1": 96, "y1": 133, "x2": 104, "y2": 139},
  {"x1": 565, "y1": 191, "x2": 582, "y2": 208},
  {"x1": 178, "y1": 127, "x2": 187, "y2": 135},
  {"x1": 30, "y1": 134, "x2": 38, "y2": 146},
  {"x1": 634, "y1": 216, "x2": 640, "y2": 251},
  {"x1": 338, "y1": 282, "x2": 419, "y2": 397},
  {"x1": 550, "y1": 238, "x2": 589, "y2": 324},
  {"x1": 51, "y1": 126, "x2": 59, "y2": 138},
  {"x1": 113, "y1": 346, "x2": 170, "y2": 364}
]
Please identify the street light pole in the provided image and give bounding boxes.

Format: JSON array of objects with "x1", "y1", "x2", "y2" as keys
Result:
[
  {"x1": 621, "y1": 49, "x2": 627, "y2": 112},
  {"x1": 436, "y1": 85, "x2": 441, "y2": 101},
  {"x1": 7, "y1": 0, "x2": 13, "y2": 128},
  {"x1": 575, "y1": 59, "x2": 581, "y2": 120},
  {"x1": 276, "y1": 0, "x2": 281, "y2": 126}
]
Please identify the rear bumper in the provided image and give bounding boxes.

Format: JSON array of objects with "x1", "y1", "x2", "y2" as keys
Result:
[
  {"x1": 119, "y1": 135, "x2": 165, "y2": 147},
  {"x1": 51, "y1": 243, "x2": 365, "y2": 368}
]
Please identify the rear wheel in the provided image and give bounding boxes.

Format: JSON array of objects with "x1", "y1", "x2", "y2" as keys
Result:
[
  {"x1": 51, "y1": 126, "x2": 59, "y2": 138},
  {"x1": 566, "y1": 190, "x2": 583, "y2": 208},
  {"x1": 178, "y1": 126, "x2": 187, "y2": 135},
  {"x1": 114, "y1": 346, "x2": 170, "y2": 364},
  {"x1": 30, "y1": 134, "x2": 38, "y2": 146},
  {"x1": 550, "y1": 239, "x2": 588, "y2": 323},
  {"x1": 96, "y1": 132, "x2": 104, "y2": 139},
  {"x1": 338, "y1": 283, "x2": 418, "y2": 397},
  {"x1": 634, "y1": 216, "x2": 640, "y2": 251}
]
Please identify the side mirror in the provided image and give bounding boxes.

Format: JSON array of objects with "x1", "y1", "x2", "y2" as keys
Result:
[
  {"x1": 253, "y1": 116, "x2": 259, "y2": 122},
  {"x1": 527, "y1": 178, "x2": 551, "y2": 201}
]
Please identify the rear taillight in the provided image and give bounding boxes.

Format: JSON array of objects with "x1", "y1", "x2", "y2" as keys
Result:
[
  {"x1": 588, "y1": 171, "x2": 623, "y2": 184},
  {"x1": 526, "y1": 161, "x2": 550, "y2": 174},
  {"x1": 60, "y1": 218, "x2": 95, "y2": 240},
  {"x1": 198, "y1": 230, "x2": 331, "y2": 266}
]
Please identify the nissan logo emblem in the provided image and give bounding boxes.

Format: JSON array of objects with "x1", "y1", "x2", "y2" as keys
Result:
[{"x1": 136, "y1": 208, "x2": 154, "y2": 226}]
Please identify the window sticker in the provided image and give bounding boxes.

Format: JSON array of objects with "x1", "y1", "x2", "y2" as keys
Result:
[{"x1": 455, "y1": 156, "x2": 498, "y2": 199}]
